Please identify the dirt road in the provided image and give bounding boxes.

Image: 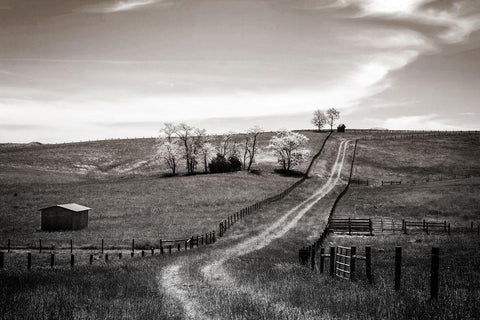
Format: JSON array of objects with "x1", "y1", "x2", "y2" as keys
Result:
[{"x1": 160, "y1": 139, "x2": 352, "y2": 319}]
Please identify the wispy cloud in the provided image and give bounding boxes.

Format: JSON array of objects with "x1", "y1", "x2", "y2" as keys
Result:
[
  {"x1": 77, "y1": 0, "x2": 175, "y2": 13},
  {"x1": 377, "y1": 114, "x2": 462, "y2": 130}
]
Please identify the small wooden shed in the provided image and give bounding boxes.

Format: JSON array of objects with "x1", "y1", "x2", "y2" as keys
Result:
[
  {"x1": 337, "y1": 124, "x2": 346, "y2": 132},
  {"x1": 39, "y1": 203, "x2": 90, "y2": 231}
]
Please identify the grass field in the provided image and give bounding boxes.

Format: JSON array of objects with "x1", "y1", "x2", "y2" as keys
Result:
[{"x1": 1, "y1": 131, "x2": 479, "y2": 319}]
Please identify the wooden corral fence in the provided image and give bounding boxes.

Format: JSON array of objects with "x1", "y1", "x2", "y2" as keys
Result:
[
  {"x1": 299, "y1": 245, "x2": 441, "y2": 300},
  {"x1": 350, "y1": 174, "x2": 474, "y2": 188},
  {"x1": 328, "y1": 218, "x2": 373, "y2": 235},
  {"x1": 299, "y1": 245, "x2": 372, "y2": 283}
]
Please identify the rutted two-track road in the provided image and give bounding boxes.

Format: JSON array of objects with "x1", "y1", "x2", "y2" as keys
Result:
[{"x1": 159, "y1": 140, "x2": 353, "y2": 319}]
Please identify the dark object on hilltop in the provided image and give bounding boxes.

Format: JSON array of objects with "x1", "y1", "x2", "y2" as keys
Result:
[
  {"x1": 209, "y1": 154, "x2": 242, "y2": 173},
  {"x1": 337, "y1": 124, "x2": 346, "y2": 132},
  {"x1": 39, "y1": 203, "x2": 90, "y2": 231}
]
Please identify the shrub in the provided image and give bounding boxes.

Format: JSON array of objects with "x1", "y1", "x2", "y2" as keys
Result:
[{"x1": 208, "y1": 154, "x2": 243, "y2": 173}]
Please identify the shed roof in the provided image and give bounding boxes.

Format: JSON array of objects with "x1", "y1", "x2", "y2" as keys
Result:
[
  {"x1": 39, "y1": 203, "x2": 91, "y2": 212},
  {"x1": 337, "y1": 124, "x2": 346, "y2": 128}
]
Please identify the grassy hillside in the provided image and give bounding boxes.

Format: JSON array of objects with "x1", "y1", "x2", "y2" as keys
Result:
[
  {"x1": 1, "y1": 131, "x2": 479, "y2": 320},
  {"x1": 0, "y1": 130, "x2": 327, "y2": 184}
]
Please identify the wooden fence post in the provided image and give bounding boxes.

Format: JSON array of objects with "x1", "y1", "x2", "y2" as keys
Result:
[
  {"x1": 151, "y1": 248, "x2": 154, "y2": 255},
  {"x1": 471, "y1": 221, "x2": 474, "y2": 232},
  {"x1": 90, "y1": 254, "x2": 93, "y2": 265},
  {"x1": 395, "y1": 247, "x2": 402, "y2": 291},
  {"x1": 185, "y1": 240, "x2": 188, "y2": 251},
  {"x1": 329, "y1": 247, "x2": 335, "y2": 277},
  {"x1": 369, "y1": 219, "x2": 373, "y2": 236},
  {"x1": 132, "y1": 239, "x2": 135, "y2": 253},
  {"x1": 448, "y1": 223, "x2": 451, "y2": 235},
  {"x1": 70, "y1": 239, "x2": 73, "y2": 253},
  {"x1": 319, "y1": 247, "x2": 325, "y2": 273},
  {"x1": 39, "y1": 240, "x2": 42, "y2": 253},
  {"x1": 310, "y1": 246, "x2": 316, "y2": 272},
  {"x1": 426, "y1": 223, "x2": 429, "y2": 235},
  {"x1": 119, "y1": 252, "x2": 122, "y2": 259},
  {"x1": 27, "y1": 252, "x2": 31, "y2": 270},
  {"x1": 177, "y1": 244, "x2": 181, "y2": 252},
  {"x1": 0, "y1": 252, "x2": 3, "y2": 269},
  {"x1": 350, "y1": 247, "x2": 356, "y2": 281},
  {"x1": 70, "y1": 254, "x2": 74, "y2": 268},
  {"x1": 201, "y1": 235, "x2": 204, "y2": 245},
  {"x1": 212, "y1": 231, "x2": 216, "y2": 243},
  {"x1": 101, "y1": 239, "x2": 104, "y2": 254},
  {"x1": 142, "y1": 250, "x2": 146, "y2": 256},
  {"x1": 105, "y1": 254, "x2": 109, "y2": 262},
  {"x1": 169, "y1": 245, "x2": 172, "y2": 254},
  {"x1": 50, "y1": 253, "x2": 54, "y2": 268},
  {"x1": 348, "y1": 217, "x2": 352, "y2": 235},
  {"x1": 159, "y1": 239, "x2": 163, "y2": 252},
  {"x1": 219, "y1": 222, "x2": 223, "y2": 237},
  {"x1": 431, "y1": 247, "x2": 440, "y2": 300},
  {"x1": 366, "y1": 246, "x2": 372, "y2": 284}
]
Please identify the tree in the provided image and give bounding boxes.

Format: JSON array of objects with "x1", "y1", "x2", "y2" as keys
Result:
[
  {"x1": 268, "y1": 130, "x2": 310, "y2": 171},
  {"x1": 160, "y1": 123, "x2": 206, "y2": 175},
  {"x1": 200, "y1": 142, "x2": 216, "y2": 173},
  {"x1": 326, "y1": 108, "x2": 340, "y2": 131},
  {"x1": 157, "y1": 141, "x2": 182, "y2": 175},
  {"x1": 243, "y1": 126, "x2": 263, "y2": 171},
  {"x1": 311, "y1": 110, "x2": 327, "y2": 131},
  {"x1": 158, "y1": 123, "x2": 182, "y2": 175}
]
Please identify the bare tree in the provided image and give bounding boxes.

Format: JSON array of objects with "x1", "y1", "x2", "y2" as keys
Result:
[
  {"x1": 326, "y1": 108, "x2": 340, "y2": 131},
  {"x1": 218, "y1": 132, "x2": 234, "y2": 157},
  {"x1": 200, "y1": 141, "x2": 216, "y2": 173},
  {"x1": 245, "y1": 126, "x2": 263, "y2": 171},
  {"x1": 167, "y1": 123, "x2": 207, "y2": 175},
  {"x1": 311, "y1": 110, "x2": 327, "y2": 131},
  {"x1": 157, "y1": 140, "x2": 182, "y2": 175}
]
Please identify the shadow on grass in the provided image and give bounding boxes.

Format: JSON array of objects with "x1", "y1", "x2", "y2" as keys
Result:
[{"x1": 273, "y1": 169, "x2": 304, "y2": 178}]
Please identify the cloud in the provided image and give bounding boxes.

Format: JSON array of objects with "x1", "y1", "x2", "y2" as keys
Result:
[
  {"x1": 376, "y1": 114, "x2": 462, "y2": 130},
  {"x1": 77, "y1": 0, "x2": 175, "y2": 13}
]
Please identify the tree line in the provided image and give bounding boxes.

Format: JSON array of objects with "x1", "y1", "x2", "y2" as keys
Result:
[
  {"x1": 157, "y1": 108, "x2": 341, "y2": 176},
  {"x1": 157, "y1": 124, "x2": 311, "y2": 175}
]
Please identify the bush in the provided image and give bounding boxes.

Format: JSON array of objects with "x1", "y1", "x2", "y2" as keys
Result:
[
  {"x1": 228, "y1": 156, "x2": 242, "y2": 172},
  {"x1": 208, "y1": 154, "x2": 242, "y2": 173}
]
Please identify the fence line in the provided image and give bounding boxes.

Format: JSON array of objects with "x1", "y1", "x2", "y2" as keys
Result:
[
  {"x1": 350, "y1": 174, "x2": 475, "y2": 187},
  {"x1": 300, "y1": 245, "x2": 441, "y2": 299}
]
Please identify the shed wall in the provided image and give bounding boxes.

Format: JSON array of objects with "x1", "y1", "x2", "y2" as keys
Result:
[{"x1": 41, "y1": 208, "x2": 89, "y2": 231}]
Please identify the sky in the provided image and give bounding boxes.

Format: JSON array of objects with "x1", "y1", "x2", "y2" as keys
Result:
[{"x1": 1, "y1": 0, "x2": 480, "y2": 143}]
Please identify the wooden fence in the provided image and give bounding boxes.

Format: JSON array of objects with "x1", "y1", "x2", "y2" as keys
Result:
[
  {"x1": 299, "y1": 245, "x2": 441, "y2": 299},
  {"x1": 350, "y1": 174, "x2": 475, "y2": 188},
  {"x1": 328, "y1": 218, "x2": 373, "y2": 235},
  {"x1": 0, "y1": 233, "x2": 216, "y2": 270}
]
